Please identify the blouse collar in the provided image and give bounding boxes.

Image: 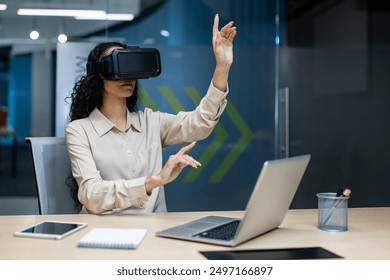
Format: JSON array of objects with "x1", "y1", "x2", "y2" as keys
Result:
[{"x1": 89, "y1": 108, "x2": 140, "y2": 136}]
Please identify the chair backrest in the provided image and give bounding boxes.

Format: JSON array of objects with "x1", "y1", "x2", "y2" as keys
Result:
[{"x1": 26, "y1": 137, "x2": 80, "y2": 214}]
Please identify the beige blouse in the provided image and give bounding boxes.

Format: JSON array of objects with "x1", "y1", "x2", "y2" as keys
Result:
[{"x1": 65, "y1": 81, "x2": 228, "y2": 214}]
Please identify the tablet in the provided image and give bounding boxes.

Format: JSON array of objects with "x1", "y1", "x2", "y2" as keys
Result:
[
  {"x1": 14, "y1": 220, "x2": 88, "y2": 240},
  {"x1": 200, "y1": 247, "x2": 343, "y2": 260}
]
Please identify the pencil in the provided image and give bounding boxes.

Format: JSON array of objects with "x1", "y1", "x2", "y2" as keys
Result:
[{"x1": 321, "y1": 188, "x2": 351, "y2": 225}]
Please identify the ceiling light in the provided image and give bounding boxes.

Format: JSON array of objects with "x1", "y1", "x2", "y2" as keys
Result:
[
  {"x1": 160, "y1": 30, "x2": 170, "y2": 37},
  {"x1": 75, "y1": 13, "x2": 135, "y2": 21},
  {"x1": 58, "y1": 34, "x2": 68, "y2": 44},
  {"x1": 30, "y1": 30, "x2": 39, "y2": 40},
  {"x1": 17, "y1": 9, "x2": 106, "y2": 17},
  {"x1": 0, "y1": 4, "x2": 7, "y2": 11}
]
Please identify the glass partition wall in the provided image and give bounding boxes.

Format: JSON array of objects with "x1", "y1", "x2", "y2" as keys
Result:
[
  {"x1": 7, "y1": 0, "x2": 387, "y2": 211},
  {"x1": 105, "y1": 0, "x2": 280, "y2": 211},
  {"x1": 280, "y1": 0, "x2": 390, "y2": 208},
  {"x1": 65, "y1": 0, "x2": 390, "y2": 210},
  {"x1": 3, "y1": 0, "x2": 280, "y2": 211}
]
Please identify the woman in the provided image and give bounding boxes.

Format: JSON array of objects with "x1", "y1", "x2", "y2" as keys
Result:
[{"x1": 66, "y1": 14, "x2": 237, "y2": 214}]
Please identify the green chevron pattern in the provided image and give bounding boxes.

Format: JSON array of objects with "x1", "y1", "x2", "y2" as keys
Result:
[
  {"x1": 141, "y1": 85, "x2": 253, "y2": 183},
  {"x1": 209, "y1": 101, "x2": 254, "y2": 182},
  {"x1": 139, "y1": 87, "x2": 158, "y2": 111},
  {"x1": 183, "y1": 87, "x2": 228, "y2": 182},
  {"x1": 158, "y1": 86, "x2": 185, "y2": 112}
]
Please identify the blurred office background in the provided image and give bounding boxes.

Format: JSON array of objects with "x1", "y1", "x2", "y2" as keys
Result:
[{"x1": 0, "y1": 0, "x2": 389, "y2": 215}]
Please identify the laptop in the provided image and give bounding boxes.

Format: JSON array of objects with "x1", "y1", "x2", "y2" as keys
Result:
[{"x1": 156, "y1": 154, "x2": 311, "y2": 247}]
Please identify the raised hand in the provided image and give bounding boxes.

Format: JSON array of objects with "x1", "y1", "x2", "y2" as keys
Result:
[{"x1": 212, "y1": 14, "x2": 237, "y2": 67}]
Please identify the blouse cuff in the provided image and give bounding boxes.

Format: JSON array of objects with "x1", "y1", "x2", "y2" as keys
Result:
[
  {"x1": 201, "y1": 81, "x2": 228, "y2": 120},
  {"x1": 123, "y1": 177, "x2": 149, "y2": 206},
  {"x1": 209, "y1": 80, "x2": 229, "y2": 102}
]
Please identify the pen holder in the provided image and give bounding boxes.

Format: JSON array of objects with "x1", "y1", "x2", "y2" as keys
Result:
[{"x1": 317, "y1": 192, "x2": 349, "y2": 232}]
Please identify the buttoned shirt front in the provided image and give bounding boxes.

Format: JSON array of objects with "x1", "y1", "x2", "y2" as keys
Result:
[{"x1": 66, "y1": 81, "x2": 228, "y2": 214}]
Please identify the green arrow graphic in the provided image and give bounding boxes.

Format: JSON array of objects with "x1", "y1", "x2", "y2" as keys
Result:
[
  {"x1": 209, "y1": 100, "x2": 254, "y2": 183},
  {"x1": 158, "y1": 86, "x2": 185, "y2": 113},
  {"x1": 139, "y1": 87, "x2": 159, "y2": 111},
  {"x1": 144, "y1": 85, "x2": 253, "y2": 184},
  {"x1": 183, "y1": 87, "x2": 228, "y2": 183}
]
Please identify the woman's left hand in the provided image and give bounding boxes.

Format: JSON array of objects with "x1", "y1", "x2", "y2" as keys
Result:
[{"x1": 145, "y1": 142, "x2": 201, "y2": 194}]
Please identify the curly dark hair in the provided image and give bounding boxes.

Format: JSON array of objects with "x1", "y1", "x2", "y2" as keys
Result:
[
  {"x1": 68, "y1": 41, "x2": 140, "y2": 121},
  {"x1": 67, "y1": 41, "x2": 141, "y2": 210}
]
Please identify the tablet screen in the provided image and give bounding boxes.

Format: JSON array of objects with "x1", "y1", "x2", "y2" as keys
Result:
[
  {"x1": 22, "y1": 222, "x2": 79, "y2": 235},
  {"x1": 15, "y1": 220, "x2": 87, "y2": 239}
]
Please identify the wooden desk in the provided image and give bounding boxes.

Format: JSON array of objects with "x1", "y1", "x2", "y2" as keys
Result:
[{"x1": 0, "y1": 208, "x2": 389, "y2": 260}]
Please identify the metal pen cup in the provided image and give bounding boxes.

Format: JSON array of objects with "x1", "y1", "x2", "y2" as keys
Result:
[{"x1": 317, "y1": 192, "x2": 349, "y2": 232}]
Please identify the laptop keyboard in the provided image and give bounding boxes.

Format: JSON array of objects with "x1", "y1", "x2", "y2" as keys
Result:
[{"x1": 193, "y1": 220, "x2": 240, "y2": 241}]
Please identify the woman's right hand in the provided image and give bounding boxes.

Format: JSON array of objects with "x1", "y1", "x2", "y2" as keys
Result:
[{"x1": 145, "y1": 141, "x2": 201, "y2": 194}]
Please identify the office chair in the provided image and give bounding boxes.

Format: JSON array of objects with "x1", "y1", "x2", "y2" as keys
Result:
[{"x1": 26, "y1": 137, "x2": 80, "y2": 214}]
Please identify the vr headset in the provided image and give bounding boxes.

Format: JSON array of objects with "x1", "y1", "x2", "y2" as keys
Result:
[{"x1": 87, "y1": 46, "x2": 161, "y2": 79}]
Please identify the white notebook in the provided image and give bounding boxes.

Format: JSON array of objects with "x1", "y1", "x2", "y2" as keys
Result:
[{"x1": 77, "y1": 228, "x2": 147, "y2": 249}]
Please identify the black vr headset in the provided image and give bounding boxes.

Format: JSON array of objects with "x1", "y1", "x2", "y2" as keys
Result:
[{"x1": 86, "y1": 46, "x2": 161, "y2": 80}]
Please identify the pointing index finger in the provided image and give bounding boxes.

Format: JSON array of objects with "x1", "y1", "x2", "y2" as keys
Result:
[{"x1": 178, "y1": 141, "x2": 197, "y2": 155}]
